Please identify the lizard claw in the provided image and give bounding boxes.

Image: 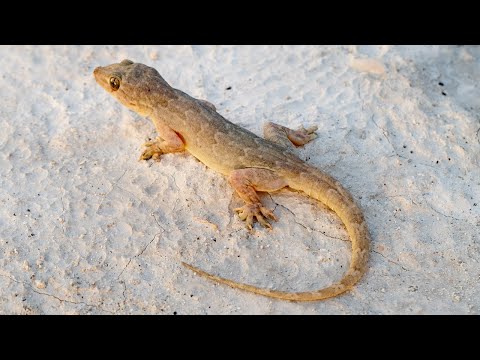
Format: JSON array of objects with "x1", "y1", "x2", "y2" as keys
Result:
[{"x1": 235, "y1": 204, "x2": 276, "y2": 230}]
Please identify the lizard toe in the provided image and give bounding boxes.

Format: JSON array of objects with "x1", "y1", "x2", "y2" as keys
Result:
[
  {"x1": 288, "y1": 125, "x2": 319, "y2": 146},
  {"x1": 260, "y1": 206, "x2": 277, "y2": 221},
  {"x1": 235, "y1": 204, "x2": 276, "y2": 230},
  {"x1": 256, "y1": 213, "x2": 273, "y2": 230},
  {"x1": 140, "y1": 143, "x2": 163, "y2": 161}
]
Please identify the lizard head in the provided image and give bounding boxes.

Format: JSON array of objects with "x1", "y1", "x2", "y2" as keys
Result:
[{"x1": 93, "y1": 59, "x2": 170, "y2": 116}]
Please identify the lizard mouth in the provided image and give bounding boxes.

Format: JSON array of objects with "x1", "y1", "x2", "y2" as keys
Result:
[
  {"x1": 93, "y1": 66, "x2": 101, "y2": 79},
  {"x1": 93, "y1": 66, "x2": 103, "y2": 84},
  {"x1": 93, "y1": 66, "x2": 115, "y2": 93}
]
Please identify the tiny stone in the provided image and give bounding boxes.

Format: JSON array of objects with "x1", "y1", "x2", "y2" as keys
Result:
[
  {"x1": 22, "y1": 260, "x2": 30, "y2": 271},
  {"x1": 35, "y1": 280, "x2": 46, "y2": 289}
]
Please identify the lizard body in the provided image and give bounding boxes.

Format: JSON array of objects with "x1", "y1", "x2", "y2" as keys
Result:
[{"x1": 94, "y1": 59, "x2": 370, "y2": 301}]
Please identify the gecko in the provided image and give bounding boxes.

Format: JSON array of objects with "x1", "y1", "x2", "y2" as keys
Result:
[{"x1": 93, "y1": 59, "x2": 370, "y2": 302}]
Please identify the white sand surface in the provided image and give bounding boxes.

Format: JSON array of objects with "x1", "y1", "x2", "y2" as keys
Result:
[{"x1": 0, "y1": 45, "x2": 479, "y2": 314}]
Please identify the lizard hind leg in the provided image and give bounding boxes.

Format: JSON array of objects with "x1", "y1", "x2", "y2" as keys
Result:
[
  {"x1": 263, "y1": 121, "x2": 318, "y2": 148},
  {"x1": 228, "y1": 168, "x2": 288, "y2": 231}
]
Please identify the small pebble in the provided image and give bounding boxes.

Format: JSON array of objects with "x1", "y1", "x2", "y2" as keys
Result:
[{"x1": 35, "y1": 280, "x2": 46, "y2": 289}]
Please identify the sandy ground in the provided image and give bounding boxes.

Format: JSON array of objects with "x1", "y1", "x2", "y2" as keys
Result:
[{"x1": 0, "y1": 45, "x2": 479, "y2": 315}]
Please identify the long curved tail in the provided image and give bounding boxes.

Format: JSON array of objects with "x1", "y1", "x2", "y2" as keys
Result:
[{"x1": 182, "y1": 167, "x2": 370, "y2": 301}]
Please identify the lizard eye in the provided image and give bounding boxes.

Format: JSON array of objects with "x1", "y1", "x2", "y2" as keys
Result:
[{"x1": 109, "y1": 76, "x2": 120, "y2": 91}]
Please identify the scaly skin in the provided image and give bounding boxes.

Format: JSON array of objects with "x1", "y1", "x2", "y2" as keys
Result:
[{"x1": 93, "y1": 59, "x2": 370, "y2": 301}]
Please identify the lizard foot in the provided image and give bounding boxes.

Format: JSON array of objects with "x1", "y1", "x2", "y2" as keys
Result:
[
  {"x1": 234, "y1": 203, "x2": 277, "y2": 231},
  {"x1": 140, "y1": 140, "x2": 163, "y2": 161},
  {"x1": 288, "y1": 125, "x2": 318, "y2": 146}
]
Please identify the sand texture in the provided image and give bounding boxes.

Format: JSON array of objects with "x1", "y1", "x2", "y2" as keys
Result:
[{"x1": 0, "y1": 45, "x2": 479, "y2": 314}]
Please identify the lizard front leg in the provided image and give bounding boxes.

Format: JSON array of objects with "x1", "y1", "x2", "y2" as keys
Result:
[
  {"x1": 229, "y1": 168, "x2": 288, "y2": 231},
  {"x1": 263, "y1": 121, "x2": 318, "y2": 149},
  {"x1": 140, "y1": 119, "x2": 185, "y2": 161}
]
